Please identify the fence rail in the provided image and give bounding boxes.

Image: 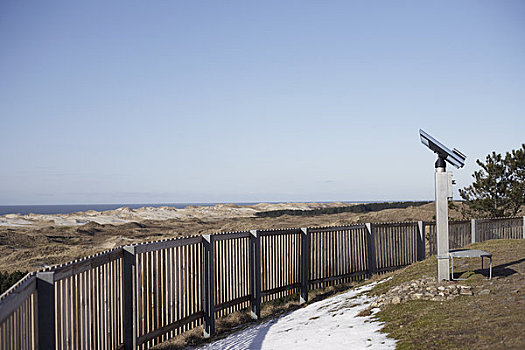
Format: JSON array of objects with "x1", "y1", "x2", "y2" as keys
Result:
[{"x1": 0, "y1": 216, "x2": 523, "y2": 349}]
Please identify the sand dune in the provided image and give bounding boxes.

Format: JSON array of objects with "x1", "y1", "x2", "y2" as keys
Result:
[
  {"x1": 0, "y1": 202, "x2": 353, "y2": 227},
  {"x1": 0, "y1": 201, "x2": 472, "y2": 273}
]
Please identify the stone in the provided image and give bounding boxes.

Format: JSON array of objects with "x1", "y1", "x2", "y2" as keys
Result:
[
  {"x1": 478, "y1": 289, "x2": 491, "y2": 295},
  {"x1": 370, "y1": 275, "x2": 479, "y2": 309}
]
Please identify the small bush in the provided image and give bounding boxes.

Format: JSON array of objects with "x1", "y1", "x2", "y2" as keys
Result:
[
  {"x1": 0, "y1": 270, "x2": 28, "y2": 295},
  {"x1": 255, "y1": 201, "x2": 430, "y2": 218}
]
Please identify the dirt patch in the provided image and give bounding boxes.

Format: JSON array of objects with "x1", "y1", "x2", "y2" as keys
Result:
[{"x1": 356, "y1": 308, "x2": 372, "y2": 317}]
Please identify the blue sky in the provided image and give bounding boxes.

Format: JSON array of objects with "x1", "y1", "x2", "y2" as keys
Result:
[{"x1": 1, "y1": 1, "x2": 524, "y2": 205}]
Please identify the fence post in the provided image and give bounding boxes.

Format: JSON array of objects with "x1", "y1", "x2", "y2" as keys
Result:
[
  {"x1": 37, "y1": 270, "x2": 55, "y2": 349},
  {"x1": 471, "y1": 219, "x2": 478, "y2": 244},
  {"x1": 249, "y1": 230, "x2": 261, "y2": 319},
  {"x1": 365, "y1": 223, "x2": 376, "y2": 276},
  {"x1": 523, "y1": 216, "x2": 525, "y2": 239},
  {"x1": 202, "y1": 234, "x2": 215, "y2": 338},
  {"x1": 417, "y1": 221, "x2": 425, "y2": 261},
  {"x1": 123, "y1": 246, "x2": 137, "y2": 350},
  {"x1": 300, "y1": 228, "x2": 309, "y2": 304}
]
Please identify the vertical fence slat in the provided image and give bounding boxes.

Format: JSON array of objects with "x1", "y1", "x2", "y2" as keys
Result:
[
  {"x1": 417, "y1": 221, "x2": 425, "y2": 261},
  {"x1": 365, "y1": 223, "x2": 376, "y2": 276},
  {"x1": 202, "y1": 235, "x2": 215, "y2": 338},
  {"x1": 300, "y1": 228, "x2": 309, "y2": 304},
  {"x1": 249, "y1": 230, "x2": 261, "y2": 319},
  {"x1": 123, "y1": 246, "x2": 137, "y2": 350}
]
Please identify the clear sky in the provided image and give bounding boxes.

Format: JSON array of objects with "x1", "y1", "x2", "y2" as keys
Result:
[{"x1": 1, "y1": 1, "x2": 524, "y2": 205}]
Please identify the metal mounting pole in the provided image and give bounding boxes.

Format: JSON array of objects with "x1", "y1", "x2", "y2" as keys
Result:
[
  {"x1": 419, "y1": 129, "x2": 465, "y2": 281},
  {"x1": 435, "y1": 156, "x2": 450, "y2": 281}
]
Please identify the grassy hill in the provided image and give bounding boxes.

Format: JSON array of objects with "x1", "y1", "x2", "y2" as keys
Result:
[{"x1": 369, "y1": 239, "x2": 525, "y2": 349}]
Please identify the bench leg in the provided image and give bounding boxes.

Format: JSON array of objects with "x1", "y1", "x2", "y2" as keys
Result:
[
  {"x1": 450, "y1": 256, "x2": 455, "y2": 280},
  {"x1": 489, "y1": 257, "x2": 492, "y2": 280}
]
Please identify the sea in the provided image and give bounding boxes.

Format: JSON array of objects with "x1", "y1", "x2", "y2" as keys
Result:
[{"x1": 0, "y1": 203, "x2": 261, "y2": 216}]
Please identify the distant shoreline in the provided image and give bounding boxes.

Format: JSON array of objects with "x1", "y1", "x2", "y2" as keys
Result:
[
  {"x1": 0, "y1": 201, "x2": 405, "y2": 216},
  {"x1": 0, "y1": 202, "x2": 241, "y2": 215}
]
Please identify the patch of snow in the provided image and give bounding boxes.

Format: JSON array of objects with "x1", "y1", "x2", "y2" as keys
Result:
[
  {"x1": 194, "y1": 279, "x2": 395, "y2": 350},
  {"x1": 0, "y1": 217, "x2": 34, "y2": 226}
]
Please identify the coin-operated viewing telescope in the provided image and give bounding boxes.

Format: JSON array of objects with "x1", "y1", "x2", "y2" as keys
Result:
[
  {"x1": 419, "y1": 129, "x2": 467, "y2": 281},
  {"x1": 420, "y1": 129, "x2": 466, "y2": 169}
]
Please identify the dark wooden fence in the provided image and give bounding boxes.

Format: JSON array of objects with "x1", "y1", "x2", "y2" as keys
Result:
[
  {"x1": 308, "y1": 225, "x2": 369, "y2": 290},
  {"x1": 0, "y1": 273, "x2": 37, "y2": 350},
  {"x1": 1, "y1": 216, "x2": 523, "y2": 350},
  {"x1": 478, "y1": 217, "x2": 524, "y2": 241},
  {"x1": 427, "y1": 216, "x2": 524, "y2": 255},
  {"x1": 133, "y1": 236, "x2": 203, "y2": 349}
]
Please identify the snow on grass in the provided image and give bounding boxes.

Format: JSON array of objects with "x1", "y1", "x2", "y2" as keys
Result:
[{"x1": 194, "y1": 279, "x2": 395, "y2": 350}]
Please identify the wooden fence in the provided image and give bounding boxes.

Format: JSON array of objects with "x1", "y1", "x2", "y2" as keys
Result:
[
  {"x1": 308, "y1": 225, "x2": 369, "y2": 290},
  {"x1": 427, "y1": 216, "x2": 524, "y2": 255},
  {"x1": 132, "y1": 236, "x2": 203, "y2": 349},
  {"x1": 0, "y1": 273, "x2": 37, "y2": 350},
  {"x1": 1, "y1": 216, "x2": 523, "y2": 350}
]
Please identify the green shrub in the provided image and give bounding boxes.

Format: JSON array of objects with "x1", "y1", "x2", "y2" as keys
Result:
[{"x1": 0, "y1": 270, "x2": 28, "y2": 295}]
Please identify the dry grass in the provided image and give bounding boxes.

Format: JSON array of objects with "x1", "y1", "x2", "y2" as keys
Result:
[{"x1": 0, "y1": 202, "x2": 464, "y2": 273}]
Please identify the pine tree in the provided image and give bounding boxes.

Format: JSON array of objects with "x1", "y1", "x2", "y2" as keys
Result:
[
  {"x1": 506, "y1": 144, "x2": 525, "y2": 214},
  {"x1": 459, "y1": 144, "x2": 525, "y2": 218}
]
